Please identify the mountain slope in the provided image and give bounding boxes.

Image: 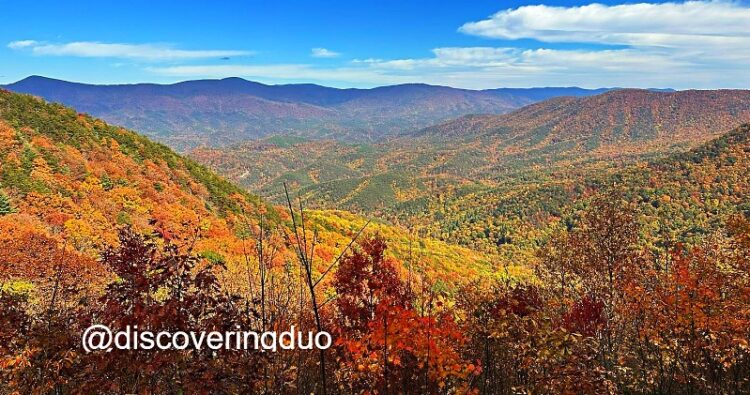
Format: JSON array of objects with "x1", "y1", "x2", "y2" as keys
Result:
[
  {"x1": 193, "y1": 90, "x2": 750, "y2": 210},
  {"x1": 192, "y1": 91, "x2": 750, "y2": 255},
  {"x1": 0, "y1": 88, "x2": 270, "y2": 253},
  {"x1": 3, "y1": 76, "x2": 609, "y2": 148},
  {"x1": 0, "y1": 89, "x2": 500, "y2": 287},
  {"x1": 412, "y1": 89, "x2": 750, "y2": 147},
  {"x1": 427, "y1": 122, "x2": 750, "y2": 251}
]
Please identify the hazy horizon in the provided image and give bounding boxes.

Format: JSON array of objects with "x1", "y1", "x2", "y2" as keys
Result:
[{"x1": 3, "y1": 74, "x2": 687, "y2": 92}]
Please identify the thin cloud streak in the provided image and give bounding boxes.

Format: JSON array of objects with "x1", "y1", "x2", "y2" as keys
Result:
[
  {"x1": 311, "y1": 48, "x2": 341, "y2": 58},
  {"x1": 8, "y1": 40, "x2": 253, "y2": 61}
]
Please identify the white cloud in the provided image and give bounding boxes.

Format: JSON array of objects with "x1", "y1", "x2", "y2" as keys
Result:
[
  {"x1": 311, "y1": 47, "x2": 340, "y2": 58},
  {"x1": 432, "y1": 47, "x2": 515, "y2": 65},
  {"x1": 8, "y1": 41, "x2": 253, "y2": 61},
  {"x1": 8, "y1": 40, "x2": 38, "y2": 49},
  {"x1": 459, "y1": 1, "x2": 750, "y2": 49},
  {"x1": 428, "y1": 1, "x2": 750, "y2": 88},
  {"x1": 363, "y1": 46, "x2": 681, "y2": 72},
  {"x1": 358, "y1": 46, "x2": 692, "y2": 86}
]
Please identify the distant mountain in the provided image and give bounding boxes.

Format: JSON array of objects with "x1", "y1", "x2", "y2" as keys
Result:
[
  {"x1": 409, "y1": 89, "x2": 750, "y2": 151},
  {"x1": 3, "y1": 76, "x2": 610, "y2": 150},
  {"x1": 484, "y1": 87, "x2": 614, "y2": 102},
  {"x1": 192, "y1": 89, "x2": 750, "y2": 220}
]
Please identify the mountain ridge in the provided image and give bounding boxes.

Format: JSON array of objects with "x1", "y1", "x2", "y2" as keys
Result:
[
  {"x1": 407, "y1": 89, "x2": 750, "y2": 146},
  {"x1": 5, "y1": 75, "x2": 620, "y2": 103},
  {"x1": 3, "y1": 76, "x2": 619, "y2": 149}
]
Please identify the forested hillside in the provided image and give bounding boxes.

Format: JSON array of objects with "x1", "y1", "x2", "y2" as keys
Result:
[
  {"x1": 193, "y1": 89, "x2": 750, "y2": 244},
  {"x1": 417, "y1": 123, "x2": 750, "y2": 252},
  {"x1": 0, "y1": 88, "x2": 500, "y2": 280},
  {"x1": 0, "y1": 89, "x2": 519, "y2": 392}
]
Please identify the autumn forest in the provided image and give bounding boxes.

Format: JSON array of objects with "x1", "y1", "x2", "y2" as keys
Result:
[{"x1": 1, "y1": 37, "x2": 750, "y2": 395}]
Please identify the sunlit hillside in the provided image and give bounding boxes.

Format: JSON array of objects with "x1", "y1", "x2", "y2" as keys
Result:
[{"x1": 0, "y1": 90, "x2": 508, "y2": 293}]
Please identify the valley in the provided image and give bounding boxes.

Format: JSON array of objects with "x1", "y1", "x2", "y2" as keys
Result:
[{"x1": 192, "y1": 88, "x2": 750, "y2": 252}]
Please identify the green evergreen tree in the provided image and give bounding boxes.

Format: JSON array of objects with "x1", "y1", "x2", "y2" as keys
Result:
[
  {"x1": 101, "y1": 173, "x2": 114, "y2": 191},
  {"x1": 0, "y1": 193, "x2": 13, "y2": 216}
]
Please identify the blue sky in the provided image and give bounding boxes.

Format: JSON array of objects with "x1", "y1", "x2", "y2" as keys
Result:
[{"x1": 1, "y1": 0, "x2": 749, "y2": 89}]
